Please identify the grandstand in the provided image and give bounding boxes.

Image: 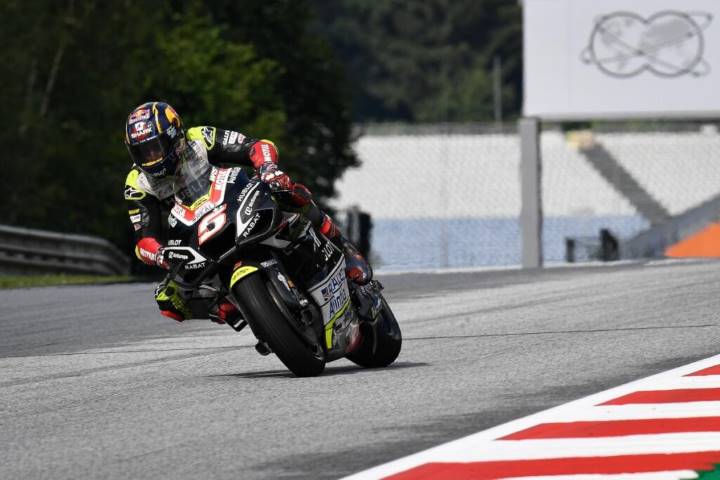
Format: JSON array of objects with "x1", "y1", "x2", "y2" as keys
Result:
[{"x1": 333, "y1": 124, "x2": 720, "y2": 270}]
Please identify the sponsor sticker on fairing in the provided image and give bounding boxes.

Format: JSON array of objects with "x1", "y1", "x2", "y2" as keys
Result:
[
  {"x1": 241, "y1": 212, "x2": 261, "y2": 238},
  {"x1": 213, "y1": 169, "x2": 230, "y2": 195},
  {"x1": 308, "y1": 228, "x2": 322, "y2": 248},
  {"x1": 167, "y1": 250, "x2": 190, "y2": 262},
  {"x1": 307, "y1": 259, "x2": 351, "y2": 329},
  {"x1": 237, "y1": 182, "x2": 254, "y2": 203},
  {"x1": 321, "y1": 241, "x2": 334, "y2": 262},
  {"x1": 244, "y1": 190, "x2": 261, "y2": 215},
  {"x1": 320, "y1": 268, "x2": 346, "y2": 302},
  {"x1": 327, "y1": 285, "x2": 349, "y2": 320}
]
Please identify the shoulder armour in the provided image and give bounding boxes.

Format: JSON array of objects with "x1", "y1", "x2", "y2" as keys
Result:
[
  {"x1": 124, "y1": 168, "x2": 148, "y2": 201},
  {"x1": 187, "y1": 126, "x2": 217, "y2": 150},
  {"x1": 124, "y1": 167, "x2": 174, "y2": 201}
]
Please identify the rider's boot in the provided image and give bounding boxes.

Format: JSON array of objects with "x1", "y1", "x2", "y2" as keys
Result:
[
  {"x1": 320, "y1": 215, "x2": 372, "y2": 286},
  {"x1": 209, "y1": 300, "x2": 249, "y2": 333},
  {"x1": 209, "y1": 301, "x2": 237, "y2": 325},
  {"x1": 155, "y1": 279, "x2": 191, "y2": 322},
  {"x1": 280, "y1": 184, "x2": 372, "y2": 285}
]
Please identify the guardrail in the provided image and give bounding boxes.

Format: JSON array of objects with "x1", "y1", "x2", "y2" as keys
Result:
[{"x1": 0, "y1": 224, "x2": 130, "y2": 276}]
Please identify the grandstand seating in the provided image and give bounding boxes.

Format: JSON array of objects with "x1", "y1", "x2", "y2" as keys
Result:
[{"x1": 332, "y1": 127, "x2": 720, "y2": 269}]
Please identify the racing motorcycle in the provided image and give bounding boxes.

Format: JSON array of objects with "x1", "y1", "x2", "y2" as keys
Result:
[{"x1": 161, "y1": 158, "x2": 401, "y2": 377}]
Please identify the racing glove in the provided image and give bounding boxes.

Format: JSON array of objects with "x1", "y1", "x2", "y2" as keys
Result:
[
  {"x1": 155, "y1": 247, "x2": 170, "y2": 270},
  {"x1": 136, "y1": 238, "x2": 169, "y2": 269},
  {"x1": 258, "y1": 163, "x2": 292, "y2": 191}
]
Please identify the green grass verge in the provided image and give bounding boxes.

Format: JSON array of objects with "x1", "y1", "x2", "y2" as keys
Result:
[
  {"x1": 698, "y1": 465, "x2": 720, "y2": 479},
  {"x1": 0, "y1": 274, "x2": 134, "y2": 289}
]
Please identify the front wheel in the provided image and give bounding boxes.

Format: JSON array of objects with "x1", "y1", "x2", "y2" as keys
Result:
[
  {"x1": 347, "y1": 296, "x2": 401, "y2": 368},
  {"x1": 233, "y1": 273, "x2": 326, "y2": 377}
]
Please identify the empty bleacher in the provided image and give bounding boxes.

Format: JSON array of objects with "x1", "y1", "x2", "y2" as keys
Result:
[{"x1": 332, "y1": 125, "x2": 720, "y2": 270}]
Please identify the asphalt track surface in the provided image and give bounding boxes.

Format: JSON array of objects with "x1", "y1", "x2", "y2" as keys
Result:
[{"x1": 2, "y1": 260, "x2": 720, "y2": 479}]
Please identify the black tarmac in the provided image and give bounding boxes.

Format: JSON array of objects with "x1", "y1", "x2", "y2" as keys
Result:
[{"x1": 1, "y1": 260, "x2": 719, "y2": 479}]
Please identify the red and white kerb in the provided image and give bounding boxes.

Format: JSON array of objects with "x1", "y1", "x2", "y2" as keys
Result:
[{"x1": 344, "y1": 353, "x2": 720, "y2": 480}]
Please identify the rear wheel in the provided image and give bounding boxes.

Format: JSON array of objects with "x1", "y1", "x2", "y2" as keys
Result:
[
  {"x1": 347, "y1": 296, "x2": 401, "y2": 368},
  {"x1": 233, "y1": 273, "x2": 325, "y2": 377}
]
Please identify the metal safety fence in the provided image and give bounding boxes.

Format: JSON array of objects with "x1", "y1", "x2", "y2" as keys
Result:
[
  {"x1": 332, "y1": 122, "x2": 720, "y2": 270},
  {"x1": 0, "y1": 224, "x2": 130, "y2": 276}
]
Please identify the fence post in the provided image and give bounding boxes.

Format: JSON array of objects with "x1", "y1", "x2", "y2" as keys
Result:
[
  {"x1": 520, "y1": 117, "x2": 543, "y2": 268},
  {"x1": 565, "y1": 238, "x2": 575, "y2": 263},
  {"x1": 344, "y1": 206, "x2": 373, "y2": 258}
]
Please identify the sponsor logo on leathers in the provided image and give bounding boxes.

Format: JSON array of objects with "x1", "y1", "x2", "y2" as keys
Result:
[{"x1": 201, "y1": 126, "x2": 216, "y2": 149}]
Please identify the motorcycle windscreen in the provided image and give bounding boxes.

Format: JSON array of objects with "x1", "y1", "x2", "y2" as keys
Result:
[{"x1": 173, "y1": 145, "x2": 213, "y2": 208}]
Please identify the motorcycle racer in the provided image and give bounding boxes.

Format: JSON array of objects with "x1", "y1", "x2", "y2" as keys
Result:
[{"x1": 123, "y1": 101, "x2": 371, "y2": 323}]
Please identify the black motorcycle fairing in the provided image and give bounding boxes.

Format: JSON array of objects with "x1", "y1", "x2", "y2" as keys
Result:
[
  {"x1": 234, "y1": 181, "x2": 284, "y2": 250},
  {"x1": 278, "y1": 225, "x2": 344, "y2": 291},
  {"x1": 157, "y1": 166, "x2": 395, "y2": 372}
]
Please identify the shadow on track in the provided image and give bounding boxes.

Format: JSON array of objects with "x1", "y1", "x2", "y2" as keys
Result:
[{"x1": 206, "y1": 361, "x2": 429, "y2": 379}]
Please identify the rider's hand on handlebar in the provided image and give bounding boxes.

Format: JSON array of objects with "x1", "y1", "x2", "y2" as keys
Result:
[
  {"x1": 258, "y1": 163, "x2": 292, "y2": 191},
  {"x1": 155, "y1": 247, "x2": 170, "y2": 270}
]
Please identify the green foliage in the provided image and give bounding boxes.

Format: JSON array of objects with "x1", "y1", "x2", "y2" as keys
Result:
[
  {"x1": 0, "y1": 1, "x2": 164, "y2": 246},
  {"x1": 0, "y1": 0, "x2": 522, "y2": 248},
  {"x1": 697, "y1": 465, "x2": 720, "y2": 479},
  {"x1": 0, "y1": 0, "x2": 355, "y2": 246},
  {"x1": 149, "y1": 6, "x2": 286, "y2": 141},
  {"x1": 309, "y1": 0, "x2": 522, "y2": 123},
  {"x1": 205, "y1": 0, "x2": 358, "y2": 202},
  {"x1": 0, "y1": 274, "x2": 133, "y2": 290}
]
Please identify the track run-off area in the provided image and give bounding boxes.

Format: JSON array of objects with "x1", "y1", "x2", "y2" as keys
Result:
[{"x1": 2, "y1": 260, "x2": 720, "y2": 479}]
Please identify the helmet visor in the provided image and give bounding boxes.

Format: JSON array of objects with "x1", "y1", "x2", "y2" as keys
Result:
[{"x1": 127, "y1": 135, "x2": 175, "y2": 169}]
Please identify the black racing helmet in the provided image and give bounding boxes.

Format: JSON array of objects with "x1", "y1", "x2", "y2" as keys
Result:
[{"x1": 125, "y1": 102, "x2": 184, "y2": 177}]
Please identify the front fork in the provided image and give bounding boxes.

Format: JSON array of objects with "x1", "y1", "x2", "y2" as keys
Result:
[
  {"x1": 227, "y1": 253, "x2": 380, "y2": 359},
  {"x1": 228, "y1": 252, "x2": 322, "y2": 337}
]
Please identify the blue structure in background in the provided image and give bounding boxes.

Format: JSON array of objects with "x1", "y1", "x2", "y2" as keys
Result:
[{"x1": 372, "y1": 216, "x2": 648, "y2": 271}]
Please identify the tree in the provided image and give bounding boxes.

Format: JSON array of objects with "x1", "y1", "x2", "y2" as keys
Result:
[
  {"x1": 148, "y1": 4, "x2": 286, "y2": 142},
  {"x1": 0, "y1": 0, "x2": 166, "y2": 244},
  {"x1": 205, "y1": 0, "x2": 359, "y2": 203},
  {"x1": 0, "y1": 0, "x2": 356, "y2": 247},
  {"x1": 308, "y1": 0, "x2": 522, "y2": 123}
]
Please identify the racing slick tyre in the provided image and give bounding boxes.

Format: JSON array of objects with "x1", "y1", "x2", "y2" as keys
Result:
[
  {"x1": 233, "y1": 273, "x2": 326, "y2": 377},
  {"x1": 347, "y1": 296, "x2": 401, "y2": 368}
]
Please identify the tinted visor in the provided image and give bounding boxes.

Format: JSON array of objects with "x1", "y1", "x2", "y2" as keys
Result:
[{"x1": 128, "y1": 135, "x2": 174, "y2": 169}]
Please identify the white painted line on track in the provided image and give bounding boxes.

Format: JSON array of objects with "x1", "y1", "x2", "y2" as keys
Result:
[
  {"x1": 572, "y1": 403, "x2": 720, "y2": 421},
  {"x1": 342, "y1": 353, "x2": 720, "y2": 480},
  {"x1": 422, "y1": 433, "x2": 720, "y2": 460},
  {"x1": 622, "y1": 376, "x2": 720, "y2": 389}
]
